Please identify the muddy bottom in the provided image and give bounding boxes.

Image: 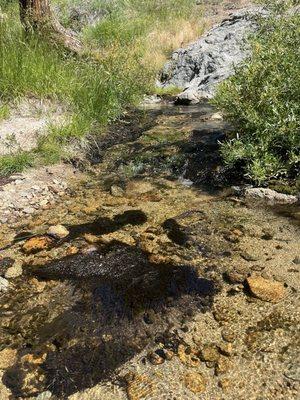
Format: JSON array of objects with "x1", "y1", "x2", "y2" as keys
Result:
[{"x1": 0, "y1": 104, "x2": 299, "y2": 400}]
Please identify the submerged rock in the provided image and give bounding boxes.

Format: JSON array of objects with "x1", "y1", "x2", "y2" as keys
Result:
[
  {"x1": 22, "y1": 236, "x2": 53, "y2": 254},
  {"x1": 4, "y1": 264, "x2": 23, "y2": 279},
  {"x1": 246, "y1": 276, "x2": 285, "y2": 303},
  {"x1": 0, "y1": 277, "x2": 10, "y2": 292},
  {"x1": 184, "y1": 372, "x2": 206, "y2": 394},
  {"x1": 47, "y1": 224, "x2": 69, "y2": 239},
  {"x1": 160, "y1": 8, "x2": 265, "y2": 104}
]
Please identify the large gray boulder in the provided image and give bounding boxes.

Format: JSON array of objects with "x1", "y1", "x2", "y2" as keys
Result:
[{"x1": 159, "y1": 8, "x2": 265, "y2": 104}]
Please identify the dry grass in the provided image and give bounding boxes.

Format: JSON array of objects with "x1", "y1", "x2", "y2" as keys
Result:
[{"x1": 143, "y1": 19, "x2": 205, "y2": 71}]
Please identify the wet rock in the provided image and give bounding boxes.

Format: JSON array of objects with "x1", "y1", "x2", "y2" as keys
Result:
[
  {"x1": 244, "y1": 188, "x2": 298, "y2": 205},
  {"x1": 199, "y1": 344, "x2": 220, "y2": 362},
  {"x1": 178, "y1": 344, "x2": 200, "y2": 368},
  {"x1": 83, "y1": 233, "x2": 99, "y2": 244},
  {"x1": 224, "y1": 233, "x2": 240, "y2": 244},
  {"x1": 143, "y1": 309, "x2": 156, "y2": 324},
  {"x1": 221, "y1": 328, "x2": 236, "y2": 343},
  {"x1": 284, "y1": 362, "x2": 300, "y2": 382},
  {"x1": 29, "y1": 278, "x2": 47, "y2": 293},
  {"x1": 0, "y1": 348, "x2": 17, "y2": 370},
  {"x1": 215, "y1": 355, "x2": 232, "y2": 375},
  {"x1": 147, "y1": 351, "x2": 165, "y2": 365},
  {"x1": 81, "y1": 245, "x2": 99, "y2": 254},
  {"x1": 66, "y1": 246, "x2": 79, "y2": 255},
  {"x1": 36, "y1": 391, "x2": 52, "y2": 400},
  {"x1": 99, "y1": 232, "x2": 136, "y2": 247},
  {"x1": 47, "y1": 224, "x2": 69, "y2": 239},
  {"x1": 163, "y1": 349, "x2": 174, "y2": 361},
  {"x1": 0, "y1": 277, "x2": 10, "y2": 292},
  {"x1": 240, "y1": 251, "x2": 259, "y2": 262},
  {"x1": 126, "y1": 374, "x2": 156, "y2": 400},
  {"x1": 0, "y1": 371, "x2": 13, "y2": 400},
  {"x1": 246, "y1": 276, "x2": 285, "y2": 303},
  {"x1": 218, "y1": 342, "x2": 233, "y2": 357},
  {"x1": 213, "y1": 305, "x2": 237, "y2": 324},
  {"x1": 0, "y1": 257, "x2": 14, "y2": 276},
  {"x1": 184, "y1": 372, "x2": 206, "y2": 394},
  {"x1": 218, "y1": 378, "x2": 232, "y2": 391},
  {"x1": 210, "y1": 112, "x2": 223, "y2": 121},
  {"x1": 110, "y1": 185, "x2": 124, "y2": 197},
  {"x1": 224, "y1": 270, "x2": 246, "y2": 284},
  {"x1": 22, "y1": 236, "x2": 53, "y2": 254},
  {"x1": 4, "y1": 263, "x2": 23, "y2": 279},
  {"x1": 261, "y1": 229, "x2": 274, "y2": 240}
]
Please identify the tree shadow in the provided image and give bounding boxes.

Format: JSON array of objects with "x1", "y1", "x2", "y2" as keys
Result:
[{"x1": 3, "y1": 241, "x2": 219, "y2": 398}]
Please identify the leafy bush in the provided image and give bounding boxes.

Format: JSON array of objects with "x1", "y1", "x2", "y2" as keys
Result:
[{"x1": 213, "y1": 0, "x2": 300, "y2": 185}]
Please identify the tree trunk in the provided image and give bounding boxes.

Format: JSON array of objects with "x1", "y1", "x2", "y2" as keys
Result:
[{"x1": 19, "y1": 0, "x2": 83, "y2": 54}]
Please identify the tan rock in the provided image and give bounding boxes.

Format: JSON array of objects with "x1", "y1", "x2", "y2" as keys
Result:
[
  {"x1": 199, "y1": 344, "x2": 220, "y2": 362},
  {"x1": 147, "y1": 351, "x2": 164, "y2": 365},
  {"x1": 126, "y1": 374, "x2": 156, "y2": 400},
  {"x1": 0, "y1": 348, "x2": 17, "y2": 369},
  {"x1": 246, "y1": 276, "x2": 285, "y2": 302},
  {"x1": 22, "y1": 236, "x2": 53, "y2": 254},
  {"x1": 29, "y1": 278, "x2": 46, "y2": 293},
  {"x1": 221, "y1": 328, "x2": 236, "y2": 343},
  {"x1": 98, "y1": 232, "x2": 136, "y2": 247},
  {"x1": 218, "y1": 342, "x2": 233, "y2": 357},
  {"x1": 0, "y1": 371, "x2": 12, "y2": 400},
  {"x1": 215, "y1": 355, "x2": 232, "y2": 375},
  {"x1": 184, "y1": 372, "x2": 206, "y2": 394},
  {"x1": 83, "y1": 233, "x2": 99, "y2": 244},
  {"x1": 66, "y1": 246, "x2": 79, "y2": 255},
  {"x1": 47, "y1": 224, "x2": 69, "y2": 239},
  {"x1": 178, "y1": 344, "x2": 200, "y2": 368},
  {"x1": 219, "y1": 377, "x2": 232, "y2": 391}
]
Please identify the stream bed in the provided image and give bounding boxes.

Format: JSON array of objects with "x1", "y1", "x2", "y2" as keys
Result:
[{"x1": 0, "y1": 103, "x2": 299, "y2": 400}]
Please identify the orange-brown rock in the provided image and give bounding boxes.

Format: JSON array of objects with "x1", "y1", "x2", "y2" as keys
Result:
[
  {"x1": 126, "y1": 374, "x2": 156, "y2": 400},
  {"x1": 184, "y1": 372, "x2": 206, "y2": 394},
  {"x1": 246, "y1": 276, "x2": 285, "y2": 302},
  {"x1": 178, "y1": 344, "x2": 200, "y2": 368},
  {"x1": 22, "y1": 236, "x2": 53, "y2": 254}
]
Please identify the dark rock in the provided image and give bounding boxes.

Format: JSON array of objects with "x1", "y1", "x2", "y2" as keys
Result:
[
  {"x1": 293, "y1": 256, "x2": 300, "y2": 265},
  {"x1": 147, "y1": 351, "x2": 164, "y2": 365},
  {"x1": 240, "y1": 251, "x2": 259, "y2": 262},
  {"x1": 0, "y1": 257, "x2": 14, "y2": 276}
]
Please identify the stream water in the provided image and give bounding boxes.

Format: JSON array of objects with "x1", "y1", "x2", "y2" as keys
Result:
[{"x1": 0, "y1": 103, "x2": 299, "y2": 400}]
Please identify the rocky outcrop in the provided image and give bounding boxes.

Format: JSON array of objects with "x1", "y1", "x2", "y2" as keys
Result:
[
  {"x1": 244, "y1": 188, "x2": 299, "y2": 205},
  {"x1": 159, "y1": 8, "x2": 265, "y2": 104}
]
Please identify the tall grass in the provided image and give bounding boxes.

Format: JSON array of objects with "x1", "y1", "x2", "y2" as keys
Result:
[
  {"x1": 0, "y1": 0, "x2": 202, "y2": 175},
  {"x1": 213, "y1": 0, "x2": 300, "y2": 185}
]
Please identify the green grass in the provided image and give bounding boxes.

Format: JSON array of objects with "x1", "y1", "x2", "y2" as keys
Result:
[
  {"x1": 213, "y1": 0, "x2": 300, "y2": 185},
  {"x1": 0, "y1": 104, "x2": 10, "y2": 120},
  {"x1": 154, "y1": 85, "x2": 183, "y2": 97},
  {"x1": 0, "y1": 152, "x2": 34, "y2": 175},
  {"x1": 0, "y1": 0, "x2": 202, "y2": 176}
]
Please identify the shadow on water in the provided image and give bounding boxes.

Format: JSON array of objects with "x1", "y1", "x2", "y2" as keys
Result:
[
  {"x1": 10, "y1": 210, "x2": 148, "y2": 249},
  {"x1": 4, "y1": 241, "x2": 218, "y2": 398}
]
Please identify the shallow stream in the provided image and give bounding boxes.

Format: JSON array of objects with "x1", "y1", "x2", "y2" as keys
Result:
[{"x1": 0, "y1": 103, "x2": 299, "y2": 400}]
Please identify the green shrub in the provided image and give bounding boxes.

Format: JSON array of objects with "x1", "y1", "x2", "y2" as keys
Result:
[{"x1": 213, "y1": 1, "x2": 300, "y2": 185}]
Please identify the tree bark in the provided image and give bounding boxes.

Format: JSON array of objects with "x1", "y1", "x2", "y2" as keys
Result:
[{"x1": 19, "y1": 0, "x2": 83, "y2": 54}]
